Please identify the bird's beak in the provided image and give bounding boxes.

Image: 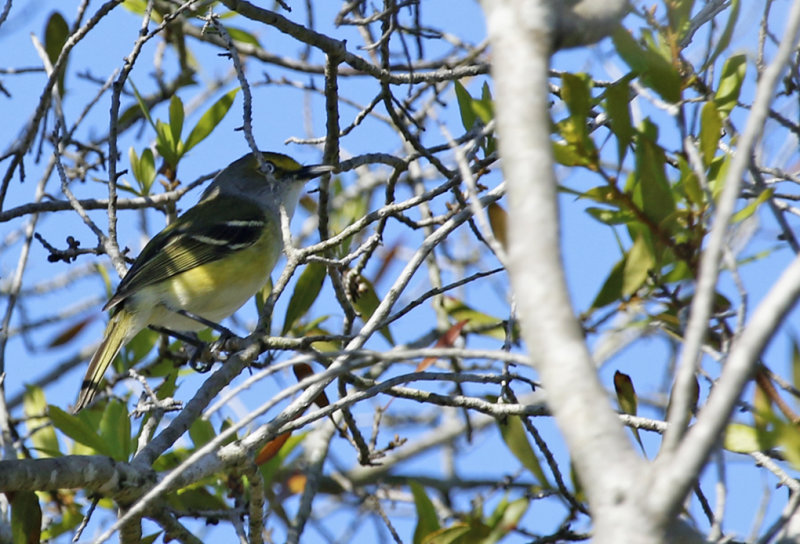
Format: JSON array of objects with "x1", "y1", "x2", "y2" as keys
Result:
[{"x1": 296, "y1": 164, "x2": 335, "y2": 181}]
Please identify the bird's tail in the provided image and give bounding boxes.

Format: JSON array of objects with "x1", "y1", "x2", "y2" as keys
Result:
[{"x1": 73, "y1": 310, "x2": 136, "y2": 413}]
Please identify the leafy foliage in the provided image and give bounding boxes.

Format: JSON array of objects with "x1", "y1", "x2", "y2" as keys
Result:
[{"x1": 2, "y1": 0, "x2": 800, "y2": 542}]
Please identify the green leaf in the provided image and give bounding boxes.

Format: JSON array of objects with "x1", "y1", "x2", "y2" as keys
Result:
[
  {"x1": 754, "y1": 377, "x2": 773, "y2": 431},
  {"x1": 622, "y1": 233, "x2": 655, "y2": 296},
  {"x1": 488, "y1": 202, "x2": 508, "y2": 249},
  {"x1": 571, "y1": 184, "x2": 621, "y2": 205},
  {"x1": 558, "y1": 73, "x2": 597, "y2": 166},
  {"x1": 411, "y1": 481, "x2": 440, "y2": 544},
  {"x1": 585, "y1": 206, "x2": 635, "y2": 225},
  {"x1": 454, "y1": 80, "x2": 477, "y2": 132},
  {"x1": 552, "y1": 141, "x2": 587, "y2": 167},
  {"x1": 129, "y1": 147, "x2": 157, "y2": 195},
  {"x1": 140, "y1": 147, "x2": 156, "y2": 195},
  {"x1": 480, "y1": 81, "x2": 492, "y2": 103},
  {"x1": 254, "y1": 276, "x2": 273, "y2": 319},
  {"x1": 304, "y1": 324, "x2": 341, "y2": 353},
  {"x1": 330, "y1": 190, "x2": 369, "y2": 258},
  {"x1": 714, "y1": 54, "x2": 747, "y2": 116},
  {"x1": 605, "y1": 78, "x2": 634, "y2": 164},
  {"x1": 486, "y1": 495, "x2": 509, "y2": 529},
  {"x1": 699, "y1": 101, "x2": 722, "y2": 167},
  {"x1": 122, "y1": 72, "x2": 196, "y2": 129},
  {"x1": 48, "y1": 405, "x2": 110, "y2": 455},
  {"x1": 677, "y1": 155, "x2": 704, "y2": 206},
  {"x1": 705, "y1": 0, "x2": 740, "y2": 69},
  {"x1": 120, "y1": 327, "x2": 159, "y2": 370},
  {"x1": 184, "y1": 88, "x2": 239, "y2": 153},
  {"x1": 481, "y1": 87, "x2": 497, "y2": 155},
  {"x1": 591, "y1": 257, "x2": 626, "y2": 309},
  {"x1": 614, "y1": 371, "x2": 644, "y2": 450},
  {"x1": 441, "y1": 296, "x2": 518, "y2": 342},
  {"x1": 152, "y1": 448, "x2": 190, "y2": 472},
  {"x1": 569, "y1": 461, "x2": 586, "y2": 505},
  {"x1": 141, "y1": 533, "x2": 162, "y2": 544},
  {"x1": 99, "y1": 399, "x2": 132, "y2": 461},
  {"x1": 498, "y1": 416, "x2": 550, "y2": 488},
  {"x1": 452, "y1": 78, "x2": 493, "y2": 133},
  {"x1": 452, "y1": 80, "x2": 495, "y2": 156},
  {"x1": 155, "y1": 119, "x2": 179, "y2": 170},
  {"x1": 123, "y1": 0, "x2": 162, "y2": 21},
  {"x1": 347, "y1": 272, "x2": 394, "y2": 344},
  {"x1": 486, "y1": 497, "x2": 528, "y2": 542},
  {"x1": 130, "y1": 80, "x2": 157, "y2": 130},
  {"x1": 24, "y1": 386, "x2": 60, "y2": 457},
  {"x1": 41, "y1": 506, "x2": 83, "y2": 540},
  {"x1": 189, "y1": 418, "x2": 215, "y2": 449},
  {"x1": 168, "y1": 94, "x2": 185, "y2": 148},
  {"x1": 158, "y1": 371, "x2": 179, "y2": 400},
  {"x1": 633, "y1": 121, "x2": 676, "y2": 226},
  {"x1": 10, "y1": 491, "x2": 41, "y2": 544},
  {"x1": 473, "y1": 82, "x2": 494, "y2": 124},
  {"x1": 283, "y1": 261, "x2": 326, "y2": 335},
  {"x1": 707, "y1": 154, "x2": 732, "y2": 202},
  {"x1": 612, "y1": 27, "x2": 681, "y2": 103},
  {"x1": 723, "y1": 422, "x2": 772, "y2": 453},
  {"x1": 561, "y1": 73, "x2": 592, "y2": 127},
  {"x1": 501, "y1": 497, "x2": 528, "y2": 531},
  {"x1": 422, "y1": 524, "x2": 472, "y2": 544},
  {"x1": 128, "y1": 147, "x2": 141, "y2": 192},
  {"x1": 219, "y1": 418, "x2": 238, "y2": 447},
  {"x1": 555, "y1": 119, "x2": 598, "y2": 164},
  {"x1": 225, "y1": 26, "x2": 261, "y2": 47},
  {"x1": 642, "y1": 28, "x2": 673, "y2": 64},
  {"x1": 167, "y1": 487, "x2": 228, "y2": 512},
  {"x1": 732, "y1": 188, "x2": 774, "y2": 223},
  {"x1": 44, "y1": 12, "x2": 70, "y2": 96},
  {"x1": 667, "y1": 0, "x2": 695, "y2": 39},
  {"x1": 122, "y1": 0, "x2": 149, "y2": 14},
  {"x1": 660, "y1": 257, "x2": 691, "y2": 283},
  {"x1": 613, "y1": 371, "x2": 637, "y2": 416},
  {"x1": 776, "y1": 420, "x2": 800, "y2": 470}
]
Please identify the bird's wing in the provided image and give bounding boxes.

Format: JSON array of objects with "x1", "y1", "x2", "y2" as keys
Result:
[{"x1": 105, "y1": 195, "x2": 268, "y2": 310}]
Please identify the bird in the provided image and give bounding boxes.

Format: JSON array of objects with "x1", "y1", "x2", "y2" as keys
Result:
[{"x1": 73, "y1": 151, "x2": 332, "y2": 412}]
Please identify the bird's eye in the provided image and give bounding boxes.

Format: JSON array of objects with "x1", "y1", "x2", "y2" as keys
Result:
[{"x1": 262, "y1": 161, "x2": 276, "y2": 174}]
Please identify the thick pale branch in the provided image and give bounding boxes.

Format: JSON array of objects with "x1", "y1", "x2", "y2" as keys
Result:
[
  {"x1": 483, "y1": 0, "x2": 662, "y2": 540},
  {"x1": 0, "y1": 455, "x2": 153, "y2": 498}
]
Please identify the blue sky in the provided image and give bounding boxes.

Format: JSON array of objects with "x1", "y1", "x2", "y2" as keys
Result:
[{"x1": 2, "y1": 1, "x2": 800, "y2": 542}]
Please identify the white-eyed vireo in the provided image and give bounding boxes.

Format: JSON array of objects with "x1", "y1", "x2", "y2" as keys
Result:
[{"x1": 73, "y1": 151, "x2": 332, "y2": 412}]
